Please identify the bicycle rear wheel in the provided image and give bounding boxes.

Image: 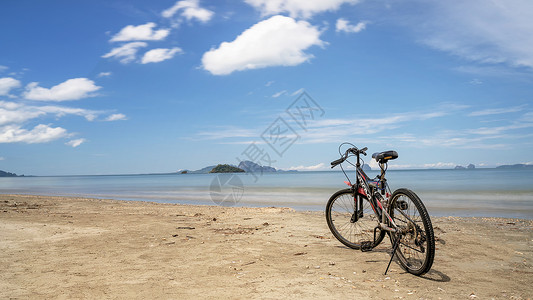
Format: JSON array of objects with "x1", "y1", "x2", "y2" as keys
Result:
[
  {"x1": 326, "y1": 188, "x2": 384, "y2": 249},
  {"x1": 388, "y1": 188, "x2": 435, "y2": 275}
]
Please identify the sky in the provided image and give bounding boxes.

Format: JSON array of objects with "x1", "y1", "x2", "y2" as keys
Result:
[{"x1": 1, "y1": 0, "x2": 533, "y2": 175}]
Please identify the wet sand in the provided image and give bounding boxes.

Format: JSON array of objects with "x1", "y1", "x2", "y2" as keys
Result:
[{"x1": 1, "y1": 194, "x2": 532, "y2": 299}]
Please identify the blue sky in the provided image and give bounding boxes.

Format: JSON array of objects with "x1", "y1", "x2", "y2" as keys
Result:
[{"x1": 1, "y1": 0, "x2": 533, "y2": 175}]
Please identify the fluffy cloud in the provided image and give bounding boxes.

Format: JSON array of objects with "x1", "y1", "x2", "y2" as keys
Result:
[
  {"x1": 0, "y1": 101, "x2": 44, "y2": 125},
  {"x1": 110, "y1": 22, "x2": 170, "y2": 42},
  {"x1": 141, "y1": 47, "x2": 183, "y2": 64},
  {"x1": 245, "y1": 0, "x2": 358, "y2": 19},
  {"x1": 0, "y1": 124, "x2": 68, "y2": 144},
  {"x1": 0, "y1": 100, "x2": 126, "y2": 145},
  {"x1": 66, "y1": 138, "x2": 86, "y2": 148},
  {"x1": 405, "y1": 0, "x2": 533, "y2": 69},
  {"x1": 336, "y1": 19, "x2": 366, "y2": 33},
  {"x1": 202, "y1": 15, "x2": 324, "y2": 75},
  {"x1": 23, "y1": 78, "x2": 101, "y2": 101},
  {"x1": 0, "y1": 101, "x2": 100, "y2": 125},
  {"x1": 105, "y1": 113, "x2": 127, "y2": 121},
  {"x1": 102, "y1": 42, "x2": 148, "y2": 64},
  {"x1": 162, "y1": 0, "x2": 214, "y2": 23},
  {"x1": 0, "y1": 77, "x2": 21, "y2": 96}
]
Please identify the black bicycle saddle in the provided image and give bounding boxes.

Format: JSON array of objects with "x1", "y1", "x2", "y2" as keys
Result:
[{"x1": 372, "y1": 151, "x2": 398, "y2": 163}]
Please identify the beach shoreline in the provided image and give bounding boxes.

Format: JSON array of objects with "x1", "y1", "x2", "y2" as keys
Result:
[{"x1": 1, "y1": 194, "x2": 532, "y2": 299}]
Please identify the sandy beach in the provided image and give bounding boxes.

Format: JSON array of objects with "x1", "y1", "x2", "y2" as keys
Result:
[{"x1": 1, "y1": 194, "x2": 532, "y2": 299}]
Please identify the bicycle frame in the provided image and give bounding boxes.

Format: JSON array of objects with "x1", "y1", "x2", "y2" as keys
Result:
[{"x1": 351, "y1": 153, "x2": 399, "y2": 233}]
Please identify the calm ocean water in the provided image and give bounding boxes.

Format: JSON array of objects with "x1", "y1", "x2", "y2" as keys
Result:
[{"x1": 1, "y1": 169, "x2": 532, "y2": 219}]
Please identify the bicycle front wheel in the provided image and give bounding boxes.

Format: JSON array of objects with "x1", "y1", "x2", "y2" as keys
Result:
[
  {"x1": 326, "y1": 188, "x2": 384, "y2": 249},
  {"x1": 388, "y1": 188, "x2": 435, "y2": 276}
]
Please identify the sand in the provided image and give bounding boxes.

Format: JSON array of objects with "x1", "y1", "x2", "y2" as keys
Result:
[{"x1": 1, "y1": 194, "x2": 532, "y2": 299}]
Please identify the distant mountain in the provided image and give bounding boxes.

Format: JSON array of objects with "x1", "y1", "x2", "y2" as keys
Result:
[
  {"x1": 496, "y1": 164, "x2": 533, "y2": 169},
  {"x1": 238, "y1": 161, "x2": 277, "y2": 173},
  {"x1": 362, "y1": 164, "x2": 372, "y2": 171},
  {"x1": 0, "y1": 170, "x2": 18, "y2": 177},
  {"x1": 187, "y1": 165, "x2": 217, "y2": 174}
]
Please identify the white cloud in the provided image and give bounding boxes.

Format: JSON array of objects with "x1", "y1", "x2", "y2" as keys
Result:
[
  {"x1": 196, "y1": 126, "x2": 257, "y2": 140},
  {"x1": 245, "y1": 0, "x2": 359, "y2": 19},
  {"x1": 0, "y1": 101, "x2": 45, "y2": 125},
  {"x1": 0, "y1": 100, "x2": 126, "y2": 145},
  {"x1": 272, "y1": 90, "x2": 287, "y2": 98},
  {"x1": 0, "y1": 101, "x2": 103, "y2": 125},
  {"x1": 102, "y1": 42, "x2": 147, "y2": 64},
  {"x1": 162, "y1": 0, "x2": 214, "y2": 23},
  {"x1": 202, "y1": 15, "x2": 324, "y2": 75},
  {"x1": 453, "y1": 65, "x2": 532, "y2": 78},
  {"x1": 0, "y1": 65, "x2": 8, "y2": 72},
  {"x1": 141, "y1": 47, "x2": 183, "y2": 64},
  {"x1": 38, "y1": 105, "x2": 99, "y2": 121},
  {"x1": 105, "y1": 113, "x2": 127, "y2": 121},
  {"x1": 97, "y1": 72, "x2": 112, "y2": 77},
  {"x1": 422, "y1": 162, "x2": 457, "y2": 169},
  {"x1": 110, "y1": 22, "x2": 170, "y2": 42},
  {"x1": 23, "y1": 78, "x2": 101, "y2": 102},
  {"x1": 291, "y1": 88, "x2": 304, "y2": 96},
  {"x1": 196, "y1": 104, "x2": 464, "y2": 146},
  {"x1": 0, "y1": 77, "x2": 21, "y2": 96},
  {"x1": 66, "y1": 138, "x2": 86, "y2": 148},
  {"x1": 0, "y1": 124, "x2": 68, "y2": 144},
  {"x1": 335, "y1": 18, "x2": 366, "y2": 33},
  {"x1": 468, "y1": 105, "x2": 526, "y2": 117},
  {"x1": 409, "y1": 0, "x2": 533, "y2": 69},
  {"x1": 288, "y1": 162, "x2": 326, "y2": 171}
]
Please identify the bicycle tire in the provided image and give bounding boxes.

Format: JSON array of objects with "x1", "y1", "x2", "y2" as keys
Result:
[
  {"x1": 326, "y1": 188, "x2": 385, "y2": 249},
  {"x1": 388, "y1": 188, "x2": 435, "y2": 275}
]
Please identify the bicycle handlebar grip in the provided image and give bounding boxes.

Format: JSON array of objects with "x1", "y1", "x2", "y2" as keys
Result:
[
  {"x1": 360, "y1": 147, "x2": 368, "y2": 156},
  {"x1": 331, "y1": 157, "x2": 345, "y2": 168}
]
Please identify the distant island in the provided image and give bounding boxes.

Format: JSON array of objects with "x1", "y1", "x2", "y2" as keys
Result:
[
  {"x1": 238, "y1": 161, "x2": 276, "y2": 173},
  {"x1": 180, "y1": 161, "x2": 297, "y2": 174},
  {"x1": 0, "y1": 170, "x2": 19, "y2": 177},
  {"x1": 496, "y1": 164, "x2": 533, "y2": 169},
  {"x1": 454, "y1": 164, "x2": 475, "y2": 170},
  {"x1": 209, "y1": 164, "x2": 245, "y2": 173}
]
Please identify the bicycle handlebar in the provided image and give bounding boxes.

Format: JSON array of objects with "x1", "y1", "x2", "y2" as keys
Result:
[{"x1": 330, "y1": 147, "x2": 367, "y2": 168}]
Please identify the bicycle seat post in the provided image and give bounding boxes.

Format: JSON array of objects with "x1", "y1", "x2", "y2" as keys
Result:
[{"x1": 379, "y1": 163, "x2": 387, "y2": 195}]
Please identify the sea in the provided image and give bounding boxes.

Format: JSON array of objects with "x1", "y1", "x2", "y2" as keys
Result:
[{"x1": 1, "y1": 168, "x2": 532, "y2": 219}]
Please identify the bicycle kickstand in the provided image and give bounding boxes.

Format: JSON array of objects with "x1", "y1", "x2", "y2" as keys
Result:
[{"x1": 385, "y1": 234, "x2": 402, "y2": 275}]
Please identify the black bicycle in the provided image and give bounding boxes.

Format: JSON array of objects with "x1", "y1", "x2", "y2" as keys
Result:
[{"x1": 326, "y1": 143, "x2": 435, "y2": 276}]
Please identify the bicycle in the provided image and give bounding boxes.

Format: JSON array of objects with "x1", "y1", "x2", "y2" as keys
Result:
[{"x1": 326, "y1": 143, "x2": 435, "y2": 276}]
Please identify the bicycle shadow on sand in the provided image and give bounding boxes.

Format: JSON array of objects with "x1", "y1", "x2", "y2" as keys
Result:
[
  {"x1": 334, "y1": 245, "x2": 451, "y2": 283},
  {"x1": 418, "y1": 269, "x2": 450, "y2": 282}
]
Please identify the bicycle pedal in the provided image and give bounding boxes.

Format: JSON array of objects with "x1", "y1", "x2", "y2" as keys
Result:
[{"x1": 360, "y1": 241, "x2": 373, "y2": 252}]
